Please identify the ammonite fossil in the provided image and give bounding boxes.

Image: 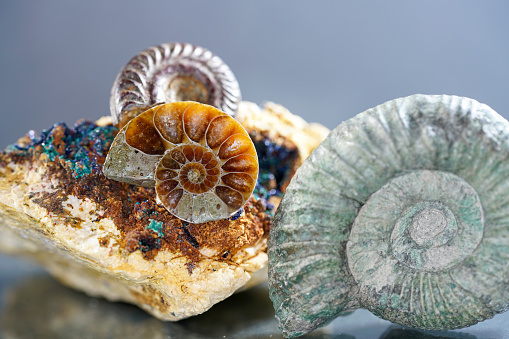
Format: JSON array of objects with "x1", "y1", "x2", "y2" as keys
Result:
[
  {"x1": 110, "y1": 42, "x2": 241, "y2": 128},
  {"x1": 268, "y1": 94, "x2": 509, "y2": 337},
  {"x1": 103, "y1": 101, "x2": 258, "y2": 223}
]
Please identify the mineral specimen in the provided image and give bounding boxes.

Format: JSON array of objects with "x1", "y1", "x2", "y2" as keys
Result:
[{"x1": 0, "y1": 101, "x2": 328, "y2": 321}]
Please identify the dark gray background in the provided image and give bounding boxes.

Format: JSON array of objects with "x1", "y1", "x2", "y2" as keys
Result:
[
  {"x1": 0, "y1": 1, "x2": 508, "y2": 148},
  {"x1": 1, "y1": 1, "x2": 509, "y2": 338}
]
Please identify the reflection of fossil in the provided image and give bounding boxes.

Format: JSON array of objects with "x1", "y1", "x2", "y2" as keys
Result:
[{"x1": 268, "y1": 95, "x2": 509, "y2": 337}]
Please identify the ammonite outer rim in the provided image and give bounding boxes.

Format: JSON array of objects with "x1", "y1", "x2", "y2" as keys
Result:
[
  {"x1": 268, "y1": 94, "x2": 509, "y2": 337},
  {"x1": 110, "y1": 42, "x2": 241, "y2": 126}
]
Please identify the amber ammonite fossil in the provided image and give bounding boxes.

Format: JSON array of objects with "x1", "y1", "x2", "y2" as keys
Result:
[{"x1": 103, "y1": 101, "x2": 258, "y2": 223}]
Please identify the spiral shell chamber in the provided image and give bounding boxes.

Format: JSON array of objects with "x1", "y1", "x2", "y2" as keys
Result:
[
  {"x1": 103, "y1": 101, "x2": 259, "y2": 224},
  {"x1": 268, "y1": 94, "x2": 509, "y2": 337},
  {"x1": 110, "y1": 42, "x2": 241, "y2": 128}
]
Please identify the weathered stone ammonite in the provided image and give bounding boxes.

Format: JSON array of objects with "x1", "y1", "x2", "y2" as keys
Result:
[
  {"x1": 110, "y1": 42, "x2": 241, "y2": 128},
  {"x1": 268, "y1": 94, "x2": 509, "y2": 337},
  {"x1": 103, "y1": 101, "x2": 258, "y2": 223}
]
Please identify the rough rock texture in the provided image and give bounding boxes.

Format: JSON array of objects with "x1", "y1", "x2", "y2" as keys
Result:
[
  {"x1": 0, "y1": 101, "x2": 329, "y2": 321},
  {"x1": 269, "y1": 95, "x2": 509, "y2": 337}
]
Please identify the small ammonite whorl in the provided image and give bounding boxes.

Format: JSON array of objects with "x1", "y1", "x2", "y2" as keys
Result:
[
  {"x1": 103, "y1": 101, "x2": 258, "y2": 223},
  {"x1": 268, "y1": 94, "x2": 509, "y2": 338},
  {"x1": 110, "y1": 42, "x2": 241, "y2": 128}
]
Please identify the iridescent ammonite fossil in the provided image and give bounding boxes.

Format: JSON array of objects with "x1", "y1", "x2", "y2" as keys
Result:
[{"x1": 268, "y1": 94, "x2": 509, "y2": 337}]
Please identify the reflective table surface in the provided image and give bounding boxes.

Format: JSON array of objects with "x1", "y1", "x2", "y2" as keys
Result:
[{"x1": 0, "y1": 253, "x2": 507, "y2": 339}]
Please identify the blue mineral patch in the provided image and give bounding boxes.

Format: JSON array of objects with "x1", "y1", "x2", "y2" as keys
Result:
[
  {"x1": 146, "y1": 219, "x2": 164, "y2": 238},
  {"x1": 252, "y1": 138, "x2": 297, "y2": 216},
  {"x1": 6, "y1": 121, "x2": 117, "y2": 179},
  {"x1": 228, "y1": 208, "x2": 243, "y2": 221},
  {"x1": 254, "y1": 138, "x2": 295, "y2": 190}
]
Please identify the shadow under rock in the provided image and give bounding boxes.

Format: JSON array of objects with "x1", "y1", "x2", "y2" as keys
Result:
[{"x1": 0, "y1": 275, "x2": 349, "y2": 339}]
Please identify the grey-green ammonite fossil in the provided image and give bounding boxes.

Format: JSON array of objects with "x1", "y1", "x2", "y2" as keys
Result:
[{"x1": 268, "y1": 94, "x2": 509, "y2": 338}]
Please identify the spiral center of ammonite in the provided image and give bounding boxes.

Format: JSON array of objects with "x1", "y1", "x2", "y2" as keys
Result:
[
  {"x1": 168, "y1": 76, "x2": 210, "y2": 104},
  {"x1": 184, "y1": 163, "x2": 206, "y2": 184},
  {"x1": 155, "y1": 144, "x2": 221, "y2": 199},
  {"x1": 410, "y1": 208, "x2": 447, "y2": 245},
  {"x1": 347, "y1": 170, "x2": 484, "y2": 276},
  {"x1": 392, "y1": 200, "x2": 459, "y2": 256}
]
